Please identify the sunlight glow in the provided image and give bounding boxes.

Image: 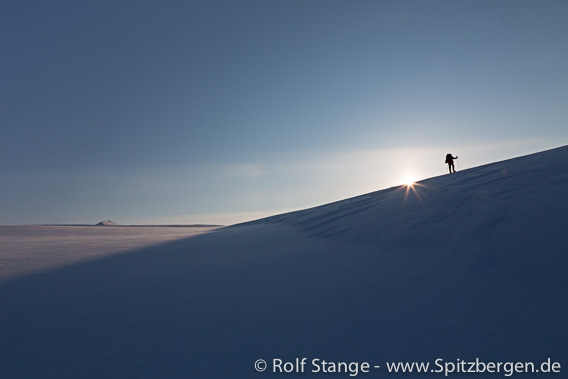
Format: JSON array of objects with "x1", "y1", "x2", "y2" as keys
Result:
[
  {"x1": 402, "y1": 175, "x2": 416, "y2": 186},
  {"x1": 397, "y1": 179, "x2": 428, "y2": 210}
]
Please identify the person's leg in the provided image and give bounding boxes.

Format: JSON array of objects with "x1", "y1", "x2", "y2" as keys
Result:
[{"x1": 448, "y1": 163, "x2": 452, "y2": 174}]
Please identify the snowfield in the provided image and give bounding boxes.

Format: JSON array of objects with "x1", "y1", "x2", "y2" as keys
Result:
[
  {"x1": 0, "y1": 226, "x2": 220, "y2": 281},
  {"x1": 0, "y1": 146, "x2": 567, "y2": 378}
]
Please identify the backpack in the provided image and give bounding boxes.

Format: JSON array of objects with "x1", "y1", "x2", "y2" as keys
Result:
[{"x1": 445, "y1": 153, "x2": 452, "y2": 164}]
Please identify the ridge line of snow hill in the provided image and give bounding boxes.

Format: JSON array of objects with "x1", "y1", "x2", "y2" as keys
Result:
[{"x1": 235, "y1": 145, "x2": 568, "y2": 250}]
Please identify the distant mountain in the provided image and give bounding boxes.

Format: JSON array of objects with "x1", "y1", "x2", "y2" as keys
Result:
[{"x1": 95, "y1": 220, "x2": 117, "y2": 226}]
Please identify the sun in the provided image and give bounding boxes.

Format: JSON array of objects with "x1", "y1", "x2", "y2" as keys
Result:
[{"x1": 402, "y1": 174, "x2": 416, "y2": 186}]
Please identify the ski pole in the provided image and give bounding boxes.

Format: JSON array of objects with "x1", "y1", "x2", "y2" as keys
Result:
[{"x1": 456, "y1": 158, "x2": 460, "y2": 169}]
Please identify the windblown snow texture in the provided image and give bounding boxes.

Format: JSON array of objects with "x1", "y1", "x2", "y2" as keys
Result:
[{"x1": 0, "y1": 146, "x2": 566, "y2": 378}]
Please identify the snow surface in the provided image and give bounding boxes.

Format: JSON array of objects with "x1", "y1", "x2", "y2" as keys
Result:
[
  {"x1": 0, "y1": 226, "x2": 220, "y2": 281},
  {"x1": 0, "y1": 146, "x2": 567, "y2": 378}
]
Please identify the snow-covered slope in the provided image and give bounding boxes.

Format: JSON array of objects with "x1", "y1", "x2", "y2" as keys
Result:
[{"x1": 0, "y1": 146, "x2": 566, "y2": 378}]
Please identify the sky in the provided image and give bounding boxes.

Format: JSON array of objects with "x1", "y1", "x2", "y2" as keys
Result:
[{"x1": 1, "y1": 0, "x2": 567, "y2": 225}]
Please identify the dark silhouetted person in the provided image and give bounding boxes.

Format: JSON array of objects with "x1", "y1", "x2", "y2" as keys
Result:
[{"x1": 445, "y1": 153, "x2": 458, "y2": 174}]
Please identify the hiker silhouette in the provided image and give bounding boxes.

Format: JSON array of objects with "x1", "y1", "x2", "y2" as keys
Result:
[{"x1": 445, "y1": 153, "x2": 458, "y2": 174}]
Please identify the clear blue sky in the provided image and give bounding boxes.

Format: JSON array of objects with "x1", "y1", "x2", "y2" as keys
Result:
[{"x1": 2, "y1": 0, "x2": 567, "y2": 225}]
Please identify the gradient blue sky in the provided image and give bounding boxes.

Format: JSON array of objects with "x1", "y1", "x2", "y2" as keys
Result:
[{"x1": 2, "y1": 0, "x2": 567, "y2": 225}]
